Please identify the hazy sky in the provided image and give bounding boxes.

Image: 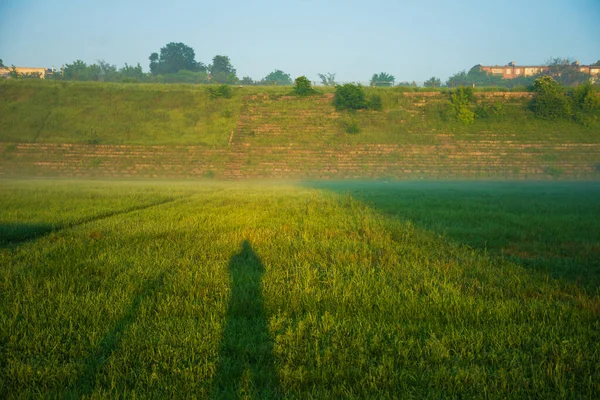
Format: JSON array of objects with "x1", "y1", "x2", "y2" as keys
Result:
[{"x1": 1, "y1": 0, "x2": 599, "y2": 83}]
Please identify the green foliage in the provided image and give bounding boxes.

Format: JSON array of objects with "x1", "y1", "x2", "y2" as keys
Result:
[
  {"x1": 340, "y1": 118, "x2": 361, "y2": 134},
  {"x1": 451, "y1": 86, "x2": 476, "y2": 124},
  {"x1": 239, "y1": 76, "x2": 255, "y2": 85},
  {"x1": 370, "y1": 72, "x2": 394, "y2": 87},
  {"x1": 333, "y1": 83, "x2": 367, "y2": 110},
  {"x1": 206, "y1": 84, "x2": 233, "y2": 99},
  {"x1": 318, "y1": 72, "x2": 336, "y2": 86},
  {"x1": 546, "y1": 58, "x2": 590, "y2": 86},
  {"x1": 423, "y1": 77, "x2": 441, "y2": 88},
  {"x1": 573, "y1": 82, "x2": 599, "y2": 113},
  {"x1": 367, "y1": 94, "x2": 383, "y2": 111},
  {"x1": 532, "y1": 76, "x2": 571, "y2": 120},
  {"x1": 262, "y1": 69, "x2": 292, "y2": 85},
  {"x1": 475, "y1": 102, "x2": 504, "y2": 119},
  {"x1": 149, "y1": 42, "x2": 205, "y2": 75},
  {"x1": 572, "y1": 83, "x2": 599, "y2": 127},
  {"x1": 156, "y1": 70, "x2": 208, "y2": 84},
  {"x1": 209, "y1": 55, "x2": 237, "y2": 84},
  {"x1": 119, "y1": 63, "x2": 146, "y2": 83},
  {"x1": 292, "y1": 76, "x2": 315, "y2": 96}
]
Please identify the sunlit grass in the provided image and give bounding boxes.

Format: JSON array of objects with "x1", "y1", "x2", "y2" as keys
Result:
[{"x1": 1, "y1": 180, "x2": 599, "y2": 398}]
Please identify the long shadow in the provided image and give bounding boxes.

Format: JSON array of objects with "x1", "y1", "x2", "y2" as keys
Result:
[
  {"x1": 63, "y1": 273, "x2": 166, "y2": 399},
  {"x1": 212, "y1": 240, "x2": 281, "y2": 399},
  {"x1": 0, "y1": 197, "x2": 182, "y2": 248},
  {"x1": 308, "y1": 180, "x2": 600, "y2": 289}
]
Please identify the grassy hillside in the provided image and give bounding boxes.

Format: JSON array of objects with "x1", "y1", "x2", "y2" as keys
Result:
[
  {"x1": 0, "y1": 80, "x2": 246, "y2": 146},
  {"x1": 1, "y1": 180, "x2": 599, "y2": 398},
  {"x1": 1, "y1": 80, "x2": 599, "y2": 180}
]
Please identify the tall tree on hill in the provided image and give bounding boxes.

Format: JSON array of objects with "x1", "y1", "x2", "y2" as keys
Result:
[
  {"x1": 318, "y1": 72, "x2": 337, "y2": 86},
  {"x1": 423, "y1": 77, "x2": 441, "y2": 88},
  {"x1": 546, "y1": 58, "x2": 589, "y2": 86},
  {"x1": 446, "y1": 66, "x2": 505, "y2": 88},
  {"x1": 209, "y1": 55, "x2": 237, "y2": 84},
  {"x1": 149, "y1": 42, "x2": 206, "y2": 75},
  {"x1": 370, "y1": 72, "x2": 394, "y2": 87},
  {"x1": 262, "y1": 69, "x2": 292, "y2": 85}
]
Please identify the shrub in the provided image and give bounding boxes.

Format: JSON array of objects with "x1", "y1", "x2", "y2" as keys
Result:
[
  {"x1": 340, "y1": 118, "x2": 360, "y2": 134},
  {"x1": 333, "y1": 83, "x2": 367, "y2": 111},
  {"x1": 475, "y1": 102, "x2": 504, "y2": 120},
  {"x1": 368, "y1": 94, "x2": 383, "y2": 111},
  {"x1": 207, "y1": 84, "x2": 232, "y2": 99},
  {"x1": 573, "y1": 82, "x2": 599, "y2": 113},
  {"x1": 293, "y1": 76, "x2": 315, "y2": 96},
  {"x1": 451, "y1": 86, "x2": 475, "y2": 124},
  {"x1": 531, "y1": 76, "x2": 571, "y2": 120}
]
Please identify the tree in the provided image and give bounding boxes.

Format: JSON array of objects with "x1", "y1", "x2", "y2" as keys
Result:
[
  {"x1": 424, "y1": 77, "x2": 441, "y2": 88},
  {"x1": 333, "y1": 83, "x2": 367, "y2": 110},
  {"x1": 546, "y1": 58, "x2": 589, "y2": 86},
  {"x1": 149, "y1": 42, "x2": 205, "y2": 75},
  {"x1": 64, "y1": 60, "x2": 94, "y2": 80},
  {"x1": 96, "y1": 60, "x2": 119, "y2": 81},
  {"x1": 593, "y1": 60, "x2": 600, "y2": 66},
  {"x1": 262, "y1": 69, "x2": 292, "y2": 85},
  {"x1": 239, "y1": 76, "x2": 254, "y2": 85},
  {"x1": 318, "y1": 72, "x2": 336, "y2": 86},
  {"x1": 370, "y1": 72, "x2": 394, "y2": 87},
  {"x1": 0, "y1": 59, "x2": 4, "y2": 68},
  {"x1": 209, "y1": 55, "x2": 237, "y2": 84},
  {"x1": 293, "y1": 76, "x2": 315, "y2": 96},
  {"x1": 9, "y1": 65, "x2": 19, "y2": 79},
  {"x1": 120, "y1": 63, "x2": 147, "y2": 82}
]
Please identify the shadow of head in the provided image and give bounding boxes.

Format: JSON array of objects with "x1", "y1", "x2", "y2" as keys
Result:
[{"x1": 229, "y1": 240, "x2": 264, "y2": 273}]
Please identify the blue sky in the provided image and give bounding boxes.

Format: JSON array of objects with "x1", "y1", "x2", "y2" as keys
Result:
[{"x1": 1, "y1": 0, "x2": 599, "y2": 83}]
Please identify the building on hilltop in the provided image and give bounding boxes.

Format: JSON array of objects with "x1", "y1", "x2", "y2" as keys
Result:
[
  {"x1": 0, "y1": 66, "x2": 53, "y2": 79},
  {"x1": 478, "y1": 61, "x2": 600, "y2": 81}
]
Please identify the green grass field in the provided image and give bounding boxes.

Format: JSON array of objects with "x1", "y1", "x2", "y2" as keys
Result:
[{"x1": 1, "y1": 179, "x2": 599, "y2": 398}]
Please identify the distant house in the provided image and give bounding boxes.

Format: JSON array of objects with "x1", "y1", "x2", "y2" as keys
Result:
[
  {"x1": 0, "y1": 66, "x2": 52, "y2": 79},
  {"x1": 478, "y1": 61, "x2": 600, "y2": 80}
]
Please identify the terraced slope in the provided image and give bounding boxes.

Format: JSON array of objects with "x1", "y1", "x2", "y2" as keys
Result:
[
  {"x1": 2, "y1": 140, "x2": 598, "y2": 180},
  {"x1": 1, "y1": 89, "x2": 599, "y2": 180}
]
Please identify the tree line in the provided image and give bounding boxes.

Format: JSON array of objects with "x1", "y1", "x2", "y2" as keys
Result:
[{"x1": 2, "y1": 47, "x2": 599, "y2": 88}]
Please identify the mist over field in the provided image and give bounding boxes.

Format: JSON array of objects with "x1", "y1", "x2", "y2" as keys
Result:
[{"x1": 1, "y1": 0, "x2": 600, "y2": 397}]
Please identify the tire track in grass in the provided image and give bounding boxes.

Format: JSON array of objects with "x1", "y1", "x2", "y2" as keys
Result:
[
  {"x1": 0, "y1": 195, "x2": 192, "y2": 247},
  {"x1": 65, "y1": 272, "x2": 167, "y2": 398}
]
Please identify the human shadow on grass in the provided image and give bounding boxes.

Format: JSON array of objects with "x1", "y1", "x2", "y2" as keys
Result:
[
  {"x1": 212, "y1": 240, "x2": 281, "y2": 399},
  {"x1": 64, "y1": 273, "x2": 166, "y2": 399}
]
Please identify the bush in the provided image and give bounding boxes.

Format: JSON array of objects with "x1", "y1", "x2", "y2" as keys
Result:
[
  {"x1": 368, "y1": 94, "x2": 383, "y2": 111},
  {"x1": 293, "y1": 76, "x2": 315, "y2": 96},
  {"x1": 531, "y1": 76, "x2": 571, "y2": 120},
  {"x1": 207, "y1": 84, "x2": 232, "y2": 99},
  {"x1": 451, "y1": 86, "x2": 475, "y2": 124},
  {"x1": 475, "y1": 102, "x2": 504, "y2": 119},
  {"x1": 333, "y1": 84, "x2": 367, "y2": 111},
  {"x1": 573, "y1": 82, "x2": 599, "y2": 113},
  {"x1": 340, "y1": 118, "x2": 360, "y2": 134}
]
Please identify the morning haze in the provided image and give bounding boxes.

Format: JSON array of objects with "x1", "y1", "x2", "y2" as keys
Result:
[{"x1": 1, "y1": 0, "x2": 599, "y2": 398}]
